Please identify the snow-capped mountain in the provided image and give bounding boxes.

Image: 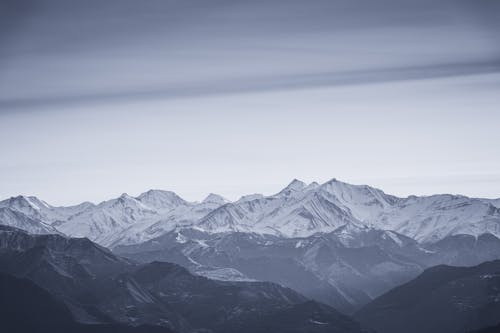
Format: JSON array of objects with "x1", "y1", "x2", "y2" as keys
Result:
[
  {"x1": 1, "y1": 180, "x2": 499, "y2": 315},
  {"x1": 368, "y1": 194, "x2": 500, "y2": 242},
  {"x1": 196, "y1": 178, "x2": 500, "y2": 242},
  {"x1": 0, "y1": 195, "x2": 91, "y2": 223},
  {"x1": 135, "y1": 189, "x2": 188, "y2": 212},
  {"x1": 51, "y1": 191, "x2": 232, "y2": 247},
  {"x1": 105, "y1": 194, "x2": 229, "y2": 247},
  {"x1": 53, "y1": 193, "x2": 160, "y2": 246},
  {"x1": 0, "y1": 190, "x2": 232, "y2": 247},
  {"x1": 0, "y1": 207, "x2": 58, "y2": 235},
  {"x1": 0, "y1": 178, "x2": 499, "y2": 247},
  {"x1": 202, "y1": 193, "x2": 229, "y2": 205}
]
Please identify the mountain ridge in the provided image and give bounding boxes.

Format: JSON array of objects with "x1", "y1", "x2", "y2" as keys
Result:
[{"x1": 1, "y1": 178, "x2": 499, "y2": 247}]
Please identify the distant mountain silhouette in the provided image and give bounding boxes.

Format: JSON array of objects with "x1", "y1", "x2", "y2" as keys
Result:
[
  {"x1": 0, "y1": 272, "x2": 172, "y2": 333},
  {"x1": 0, "y1": 226, "x2": 365, "y2": 333},
  {"x1": 355, "y1": 260, "x2": 500, "y2": 333}
]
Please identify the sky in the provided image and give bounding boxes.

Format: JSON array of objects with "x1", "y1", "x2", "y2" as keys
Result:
[{"x1": 1, "y1": 0, "x2": 500, "y2": 205}]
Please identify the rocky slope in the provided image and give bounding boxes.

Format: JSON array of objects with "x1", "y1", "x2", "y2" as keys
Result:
[{"x1": 0, "y1": 225, "x2": 365, "y2": 333}]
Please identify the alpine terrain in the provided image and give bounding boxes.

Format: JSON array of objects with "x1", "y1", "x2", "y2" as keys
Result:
[{"x1": 1, "y1": 178, "x2": 500, "y2": 332}]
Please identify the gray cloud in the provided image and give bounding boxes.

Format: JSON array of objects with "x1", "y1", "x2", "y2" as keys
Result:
[
  {"x1": 1, "y1": 59, "x2": 500, "y2": 110},
  {"x1": 1, "y1": 0, "x2": 499, "y2": 111}
]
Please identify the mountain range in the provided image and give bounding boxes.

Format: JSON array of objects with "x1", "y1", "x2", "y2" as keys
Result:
[
  {"x1": 0, "y1": 179, "x2": 500, "y2": 331},
  {"x1": 1, "y1": 178, "x2": 499, "y2": 247},
  {"x1": 1, "y1": 178, "x2": 500, "y2": 314}
]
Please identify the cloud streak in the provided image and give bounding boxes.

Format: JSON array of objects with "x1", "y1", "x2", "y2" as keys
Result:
[
  {"x1": 2, "y1": 59, "x2": 500, "y2": 111},
  {"x1": 1, "y1": 0, "x2": 499, "y2": 111}
]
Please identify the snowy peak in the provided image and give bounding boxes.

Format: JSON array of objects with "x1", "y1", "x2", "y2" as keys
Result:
[
  {"x1": 318, "y1": 179, "x2": 397, "y2": 220},
  {"x1": 0, "y1": 195, "x2": 50, "y2": 211},
  {"x1": 287, "y1": 179, "x2": 307, "y2": 190},
  {"x1": 278, "y1": 179, "x2": 307, "y2": 195},
  {"x1": 135, "y1": 189, "x2": 187, "y2": 211},
  {"x1": 103, "y1": 193, "x2": 151, "y2": 211},
  {"x1": 202, "y1": 193, "x2": 229, "y2": 205},
  {"x1": 0, "y1": 195, "x2": 56, "y2": 222},
  {"x1": 0, "y1": 207, "x2": 58, "y2": 235},
  {"x1": 320, "y1": 178, "x2": 373, "y2": 196}
]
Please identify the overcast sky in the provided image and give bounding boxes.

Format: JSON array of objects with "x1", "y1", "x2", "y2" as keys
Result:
[{"x1": 1, "y1": 0, "x2": 500, "y2": 205}]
